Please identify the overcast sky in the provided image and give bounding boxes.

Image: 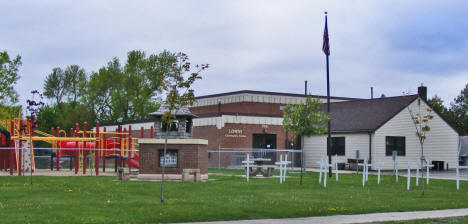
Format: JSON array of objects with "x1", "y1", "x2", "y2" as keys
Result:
[{"x1": 1, "y1": 1, "x2": 467, "y2": 107}]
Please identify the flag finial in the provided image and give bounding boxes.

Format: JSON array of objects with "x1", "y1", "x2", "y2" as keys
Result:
[{"x1": 325, "y1": 11, "x2": 328, "y2": 15}]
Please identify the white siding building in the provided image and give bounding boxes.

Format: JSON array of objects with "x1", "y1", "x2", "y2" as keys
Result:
[{"x1": 304, "y1": 88, "x2": 459, "y2": 170}]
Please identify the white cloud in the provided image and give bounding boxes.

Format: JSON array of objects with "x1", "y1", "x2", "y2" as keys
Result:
[{"x1": 0, "y1": 0, "x2": 466, "y2": 110}]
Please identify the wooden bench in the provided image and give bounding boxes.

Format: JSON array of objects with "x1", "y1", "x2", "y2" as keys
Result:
[
  {"x1": 347, "y1": 159, "x2": 364, "y2": 170},
  {"x1": 257, "y1": 165, "x2": 276, "y2": 177},
  {"x1": 182, "y1": 168, "x2": 201, "y2": 182},
  {"x1": 242, "y1": 165, "x2": 276, "y2": 177}
]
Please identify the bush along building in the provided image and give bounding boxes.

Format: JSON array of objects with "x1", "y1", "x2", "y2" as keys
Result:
[{"x1": 304, "y1": 85, "x2": 459, "y2": 170}]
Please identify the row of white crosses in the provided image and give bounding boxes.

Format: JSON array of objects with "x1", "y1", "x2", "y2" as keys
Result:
[
  {"x1": 243, "y1": 153, "x2": 444, "y2": 190},
  {"x1": 357, "y1": 158, "x2": 435, "y2": 189},
  {"x1": 357, "y1": 158, "x2": 383, "y2": 187},
  {"x1": 395, "y1": 159, "x2": 434, "y2": 190},
  {"x1": 404, "y1": 159, "x2": 420, "y2": 190},
  {"x1": 275, "y1": 154, "x2": 291, "y2": 184}
]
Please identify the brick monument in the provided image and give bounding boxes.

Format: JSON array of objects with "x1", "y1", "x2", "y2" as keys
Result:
[{"x1": 137, "y1": 105, "x2": 208, "y2": 181}]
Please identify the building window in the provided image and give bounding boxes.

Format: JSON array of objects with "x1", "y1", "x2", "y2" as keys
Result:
[
  {"x1": 386, "y1": 136, "x2": 405, "y2": 156},
  {"x1": 330, "y1": 137, "x2": 345, "y2": 156},
  {"x1": 159, "y1": 150, "x2": 178, "y2": 168}
]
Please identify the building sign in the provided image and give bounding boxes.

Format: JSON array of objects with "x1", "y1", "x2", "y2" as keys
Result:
[
  {"x1": 159, "y1": 150, "x2": 178, "y2": 168},
  {"x1": 225, "y1": 129, "x2": 246, "y2": 138}
]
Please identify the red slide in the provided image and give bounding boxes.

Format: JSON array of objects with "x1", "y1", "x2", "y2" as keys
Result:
[
  {"x1": 133, "y1": 153, "x2": 139, "y2": 161},
  {"x1": 127, "y1": 158, "x2": 139, "y2": 169}
]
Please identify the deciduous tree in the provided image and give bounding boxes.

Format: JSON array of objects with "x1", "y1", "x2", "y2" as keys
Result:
[
  {"x1": 0, "y1": 51, "x2": 21, "y2": 104},
  {"x1": 64, "y1": 65, "x2": 87, "y2": 105},
  {"x1": 159, "y1": 52, "x2": 208, "y2": 202},
  {"x1": 408, "y1": 98, "x2": 434, "y2": 196},
  {"x1": 282, "y1": 96, "x2": 329, "y2": 185},
  {"x1": 450, "y1": 83, "x2": 468, "y2": 135},
  {"x1": 44, "y1": 67, "x2": 66, "y2": 106},
  {"x1": 86, "y1": 50, "x2": 170, "y2": 123}
]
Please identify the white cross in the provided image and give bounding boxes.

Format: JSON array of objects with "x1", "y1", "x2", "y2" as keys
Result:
[
  {"x1": 456, "y1": 165, "x2": 468, "y2": 190},
  {"x1": 316, "y1": 157, "x2": 324, "y2": 184},
  {"x1": 369, "y1": 160, "x2": 384, "y2": 184},
  {"x1": 275, "y1": 154, "x2": 291, "y2": 184},
  {"x1": 332, "y1": 154, "x2": 342, "y2": 181},
  {"x1": 242, "y1": 154, "x2": 254, "y2": 182},
  {"x1": 317, "y1": 156, "x2": 332, "y2": 187},
  {"x1": 423, "y1": 162, "x2": 434, "y2": 184},
  {"x1": 358, "y1": 158, "x2": 372, "y2": 187},
  {"x1": 404, "y1": 160, "x2": 419, "y2": 190}
]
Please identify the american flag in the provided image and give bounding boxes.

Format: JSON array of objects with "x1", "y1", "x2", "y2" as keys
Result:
[{"x1": 322, "y1": 15, "x2": 330, "y2": 56}]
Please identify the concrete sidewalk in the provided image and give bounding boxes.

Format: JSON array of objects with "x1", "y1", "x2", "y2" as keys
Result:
[{"x1": 180, "y1": 208, "x2": 468, "y2": 224}]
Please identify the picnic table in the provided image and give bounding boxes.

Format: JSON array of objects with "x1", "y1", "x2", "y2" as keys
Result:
[
  {"x1": 347, "y1": 158, "x2": 364, "y2": 170},
  {"x1": 244, "y1": 158, "x2": 276, "y2": 177}
]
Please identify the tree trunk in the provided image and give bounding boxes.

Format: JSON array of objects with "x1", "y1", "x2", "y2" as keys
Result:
[{"x1": 160, "y1": 129, "x2": 169, "y2": 203}]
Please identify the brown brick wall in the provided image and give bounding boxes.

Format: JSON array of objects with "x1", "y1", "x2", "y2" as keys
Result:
[
  {"x1": 221, "y1": 123, "x2": 289, "y2": 148},
  {"x1": 190, "y1": 102, "x2": 285, "y2": 117},
  {"x1": 193, "y1": 123, "x2": 299, "y2": 168},
  {"x1": 139, "y1": 143, "x2": 207, "y2": 174},
  {"x1": 192, "y1": 125, "x2": 220, "y2": 150}
]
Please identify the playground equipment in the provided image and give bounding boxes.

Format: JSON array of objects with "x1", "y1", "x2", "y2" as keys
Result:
[{"x1": 0, "y1": 116, "x2": 146, "y2": 176}]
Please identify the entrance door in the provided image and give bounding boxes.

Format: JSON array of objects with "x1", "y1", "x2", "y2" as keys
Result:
[{"x1": 252, "y1": 134, "x2": 276, "y2": 163}]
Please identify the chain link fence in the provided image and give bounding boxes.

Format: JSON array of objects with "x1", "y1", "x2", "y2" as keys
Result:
[{"x1": 207, "y1": 148, "x2": 303, "y2": 169}]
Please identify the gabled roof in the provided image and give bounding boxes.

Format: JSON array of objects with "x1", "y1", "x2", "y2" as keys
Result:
[
  {"x1": 149, "y1": 105, "x2": 197, "y2": 117},
  {"x1": 320, "y1": 95, "x2": 419, "y2": 133}
]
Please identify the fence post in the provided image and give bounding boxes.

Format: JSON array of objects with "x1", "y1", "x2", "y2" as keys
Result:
[{"x1": 218, "y1": 147, "x2": 221, "y2": 169}]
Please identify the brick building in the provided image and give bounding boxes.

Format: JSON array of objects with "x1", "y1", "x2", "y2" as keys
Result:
[
  {"x1": 97, "y1": 90, "x2": 359, "y2": 168},
  {"x1": 190, "y1": 90, "x2": 359, "y2": 167}
]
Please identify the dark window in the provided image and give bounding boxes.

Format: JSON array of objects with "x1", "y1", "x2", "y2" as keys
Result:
[
  {"x1": 330, "y1": 137, "x2": 345, "y2": 156},
  {"x1": 158, "y1": 150, "x2": 178, "y2": 168},
  {"x1": 386, "y1": 136, "x2": 405, "y2": 156},
  {"x1": 186, "y1": 118, "x2": 192, "y2": 133},
  {"x1": 170, "y1": 121, "x2": 179, "y2": 131}
]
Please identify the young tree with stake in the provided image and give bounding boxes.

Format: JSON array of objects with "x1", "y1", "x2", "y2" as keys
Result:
[
  {"x1": 407, "y1": 97, "x2": 434, "y2": 196},
  {"x1": 282, "y1": 95, "x2": 329, "y2": 185},
  {"x1": 159, "y1": 52, "x2": 208, "y2": 202}
]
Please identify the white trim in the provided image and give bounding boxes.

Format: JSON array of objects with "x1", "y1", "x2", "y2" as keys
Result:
[
  {"x1": 94, "y1": 122, "x2": 154, "y2": 132},
  {"x1": 192, "y1": 93, "x2": 349, "y2": 107},
  {"x1": 138, "y1": 138, "x2": 208, "y2": 145},
  {"x1": 193, "y1": 115, "x2": 283, "y2": 129}
]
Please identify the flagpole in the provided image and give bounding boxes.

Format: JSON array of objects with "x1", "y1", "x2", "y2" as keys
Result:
[{"x1": 324, "y1": 12, "x2": 332, "y2": 178}]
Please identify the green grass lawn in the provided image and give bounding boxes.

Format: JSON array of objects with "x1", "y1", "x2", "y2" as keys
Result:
[{"x1": 0, "y1": 169, "x2": 467, "y2": 223}]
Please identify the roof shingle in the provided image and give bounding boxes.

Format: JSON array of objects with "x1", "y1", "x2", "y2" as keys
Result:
[{"x1": 319, "y1": 95, "x2": 418, "y2": 132}]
